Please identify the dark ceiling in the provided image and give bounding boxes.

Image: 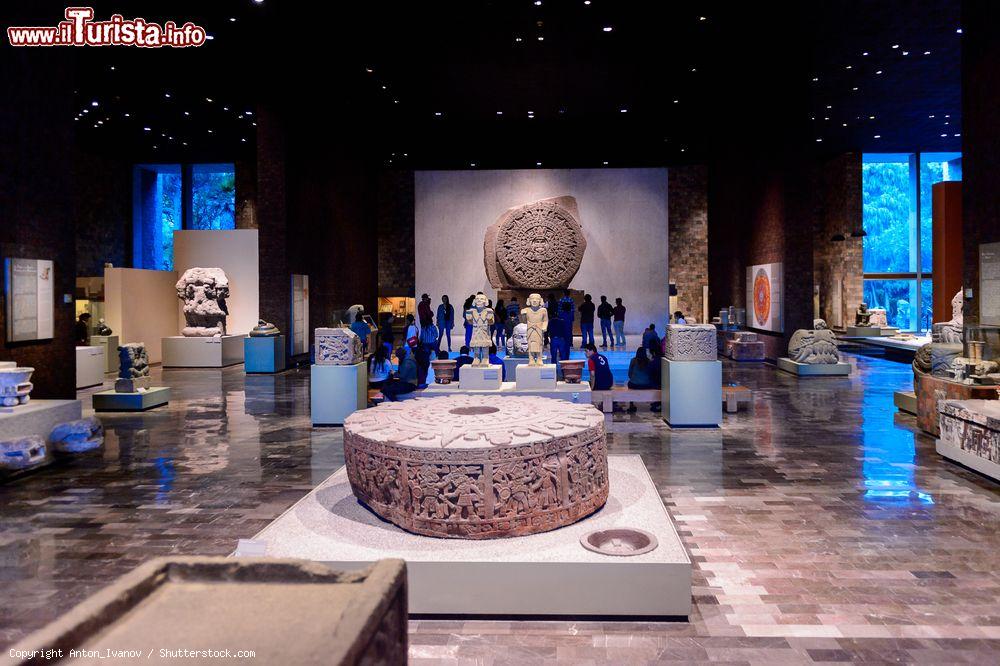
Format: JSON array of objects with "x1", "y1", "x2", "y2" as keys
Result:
[{"x1": 5, "y1": 0, "x2": 963, "y2": 168}]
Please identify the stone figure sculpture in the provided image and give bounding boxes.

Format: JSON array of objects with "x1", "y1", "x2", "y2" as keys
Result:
[
  {"x1": 176, "y1": 267, "x2": 230, "y2": 337},
  {"x1": 50, "y1": 416, "x2": 104, "y2": 454},
  {"x1": 665, "y1": 324, "x2": 718, "y2": 361},
  {"x1": 116, "y1": 343, "x2": 151, "y2": 393},
  {"x1": 342, "y1": 395, "x2": 608, "y2": 539},
  {"x1": 315, "y1": 327, "x2": 363, "y2": 365},
  {"x1": 0, "y1": 367, "x2": 33, "y2": 407},
  {"x1": 869, "y1": 308, "x2": 888, "y2": 328},
  {"x1": 855, "y1": 302, "x2": 871, "y2": 327},
  {"x1": 250, "y1": 320, "x2": 280, "y2": 337},
  {"x1": 465, "y1": 292, "x2": 495, "y2": 366},
  {"x1": 814, "y1": 318, "x2": 829, "y2": 330},
  {"x1": 507, "y1": 323, "x2": 530, "y2": 357},
  {"x1": 788, "y1": 322, "x2": 841, "y2": 364},
  {"x1": 521, "y1": 293, "x2": 549, "y2": 366},
  {"x1": 95, "y1": 319, "x2": 113, "y2": 336},
  {"x1": 483, "y1": 195, "x2": 587, "y2": 290},
  {"x1": 344, "y1": 304, "x2": 365, "y2": 326},
  {"x1": 932, "y1": 290, "x2": 964, "y2": 344},
  {"x1": 0, "y1": 435, "x2": 47, "y2": 471}
]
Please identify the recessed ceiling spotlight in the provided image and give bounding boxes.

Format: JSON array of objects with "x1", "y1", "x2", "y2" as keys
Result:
[
  {"x1": 874, "y1": 134, "x2": 881, "y2": 138},
  {"x1": 602, "y1": 26, "x2": 613, "y2": 32},
  {"x1": 223, "y1": 106, "x2": 229, "y2": 111},
  {"x1": 584, "y1": 0, "x2": 591, "y2": 4},
  {"x1": 892, "y1": 44, "x2": 899, "y2": 49},
  {"x1": 164, "y1": 93, "x2": 171, "y2": 98},
  {"x1": 206, "y1": 35, "x2": 214, "y2": 40},
  {"x1": 826, "y1": 104, "x2": 832, "y2": 109},
  {"x1": 690, "y1": 67, "x2": 697, "y2": 72},
  {"x1": 207, "y1": 129, "x2": 214, "y2": 134},
  {"x1": 862, "y1": 51, "x2": 869, "y2": 56},
  {"x1": 941, "y1": 133, "x2": 948, "y2": 137},
  {"x1": 537, "y1": 35, "x2": 544, "y2": 41},
  {"x1": 497, "y1": 111, "x2": 503, "y2": 115},
  {"x1": 944, "y1": 121, "x2": 950, "y2": 125},
  {"x1": 254, "y1": 0, "x2": 264, "y2": 4},
  {"x1": 699, "y1": 16, "x2": 707, "y2": 21},
  {"x1": 816, "y1": 138, "x2": 823, "y2": 142},
  {"x1": 184, "y1": 111, "x2": 190, "y2": 116},
  {"x1": 206, "y1": 97, "x2": 213, "y2": 102},
  {"x1": 434, "y1": 111, "x2": 442, "y2": 116},
  {"x1": 515, "y1": 36, "x2": 522, "y2": 42},
  {"x1": 393, "y1": 99, "x2": 399, "y2": 104},
  {"x1": 924, "y1": 51, "x2": 931, "y2": 55},
  {"x1": 381, "y1": 85, "x2": 386, "y2": 89},
  {"x1": 91, "y1": 100, "x2": 98, "y2": 107},
  {"x1": 110, "y1": 65, "x2": 115, "y2": 70},
  {"x1": 902, "y1": 51, "x2": 909, "y2": 55},
  {"x1": 183, "y1": 141, "x2": 188, "y2": 145},
  {"x1": 124, "y1": 113, "x2": 130, "y2": 117},
  {"x1": 673, "y1": 99, "x2": 679, "y2": 103},
  {"x1": 956, "y1": 27, "x2": 963, "y2": 34},
  {"x1": 845, "y1": 65, "x2": 852, "y2": 69},
  {"x1": 252, "y1": 122, "x2": 257, "y2": 126},
  {"x1": 852, "y1": 87, "x2": 859, "y2": 91},
  {"x1": 82, "y1": 109, "x2": 89, "y2": 114},
  {"x1": 536, "y1": 161, "x2": 542, "y2": 166},
  {"x1": 229, "y1": 17, "x2": 236, "y2": 22},
  {"x1": 603, "y1": 161, "x2": 608, "y2": 165},
  {"x1": 869, "y1": 115, "x2": 875, "y2": 119},
  {"x1": 534, "y1": 0, "x2": 541, "y2": 5},
  {"x1": 470, "y1": 162, "x2": 477, "y2": 167},
  {"x1": 954, "y1": 133, "x2": 960, "y2": 137},
  {"x1": 619, "y1": 108, "x2": 628, "y2": 113},
  {"x1": 843, "y1": 123, "x2": 848, "y2": 127},
  {"x1": 245, "y1": 111, "x2": 253, "y2": 115},
  {"x1": 876, "y1": 70, "x2": 883, "y2": 74},
  {"x1": 929, "y1": 114, "x2": 935, "y2": 118},
  {"x1": 143, "y1": 127, "x2": 151, "y2": 131},
  {"x1": 680, "y1": 148, "x2": 686, "y2": 152},
  {"x1": 812, "y1": 77, "x2": 819, "y2": 82},
  {"x1": 824, "y1": 117, "x2": 830, "y2": 121},
  {"x1": 945, "y1": 114, "x2": 950, "y2": 118},
  {"x1": 365, "y1": 67, "x2": 373, "y2": 73},
  {"x1": 241, "y1": 138, "x2": 247, "y2": 142}
]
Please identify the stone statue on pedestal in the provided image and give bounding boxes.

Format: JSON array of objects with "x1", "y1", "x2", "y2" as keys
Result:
[
  {"x1": 176, "y1": 267, "x2": 230, "y2": 337},
  {"x1": 521, "y1": 293, "x2": 548, "y2": 366},
  {"x1": 465, "y1": 292, "x2": 495, "y2": 366},
  {"x1": 854, "y1": 302, "x2": 871, "y2": 327}
]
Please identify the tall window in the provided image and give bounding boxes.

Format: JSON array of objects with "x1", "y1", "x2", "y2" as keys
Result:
[
  {"x1": 133, "y1": 163, "x2": 236, "y2": 270},
  {"x1": 862, "y1": 152, "x2": 961, "y2": 332}
]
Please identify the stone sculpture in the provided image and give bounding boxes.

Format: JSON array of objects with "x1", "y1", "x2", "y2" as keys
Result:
[
  {"x1": 95, "y1": 319, "x2": 113, "y2": 336},
  {"x1": 342, "y1": 395, "x2": 608, "y2": 539},
  {"x1": 315, "y1": 327, "x2": 363, "y2": 365},
  {"x1": 869, "y1": 308, "x2": 888, "y2": 328},
  {"x1": 727, "y1": 330, "x2": 765, "y2": 361},
  {"x1": 854, "y1": 302, "x2": 871, "y2": 327},
  {"x1": 0, "y1": 435, "x2": 47, "y2": 472},
  {"x1": 0, "y1": 367, "x2": 33, "y2": 407},
  {"x1": 932, "y1": 290, "x2": 964, "y2": 344},
  {"x1": 507, "y1": 323, "x2": 530, "y2": 357},
  {"x1": 250, "y1": 320, "x2": 280, "y2": 337},
  {"x1": 559, "y1": 359, "x2": 585, "y2": 383},
  {"x1": 176, "y1": 267, "x2": 230, "y2": 337},
  {"x1": 913, "y1": 342, "x2": 933, "y2": 377},
  {"x1": 116, "y1": 343, "x2": 151, "y2": 393},
  {"x1": 50, "y1": 416, "x2": 104, "y2": 454},
  {"x1": 521, "y1": 293, "x2": 549, "y2": 366},
  {"x1": 465, "y1": 292, "x2": 495, "y2": 366},
  {"x1": 788, "y1": 322, "x2": 841, "y2": 364},
  {"x1": 483, "y1": 195, "x2": 587, "y2": 290},
  {"x1": 665, "y1": 324, "x2": 717, "y2": 361},
  {"x1": 814, "y1": 318, "x2": 829, "y2": 330}
]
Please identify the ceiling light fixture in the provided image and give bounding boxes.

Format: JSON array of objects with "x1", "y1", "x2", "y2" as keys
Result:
[
  {"x1": 892, "y1": 44, "x2": 899, "y2": 49},
  {"x1": 91, "y1": 100, "x2": 98, "y2": 107},
  {"x1": 876, "y1": 70, "x2": 883, "y2": 74},
  {"x1": 434, "y1": 111, "x2": 442, "y2": 116},
  {"x1": 619, "y1": 108, "x2": 628, "y2": 113},
  {"x1": 602, "y1": 26, "x2": 613, "y2": 32},
  {"x1": 924, "y1": 51, "x2": 931, "y2": 55}
]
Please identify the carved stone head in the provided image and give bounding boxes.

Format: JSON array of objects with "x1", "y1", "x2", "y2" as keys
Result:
[
  {"x1": 527, "y1": 293, "x2": 543, "y2": 309},
  {"x1": 473, "y1": 292, "x2": 488, "y2": 310}
]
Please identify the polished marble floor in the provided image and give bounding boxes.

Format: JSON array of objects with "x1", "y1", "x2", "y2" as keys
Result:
[{"x1": 1, "y1": 353, "x2": 999, "y2": 664}]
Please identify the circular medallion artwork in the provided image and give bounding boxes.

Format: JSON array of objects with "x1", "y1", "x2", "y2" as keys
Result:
[
  {"x1": 753, "y1": 268, "x2": 771, "y2": 326},
  {"x1": 484, "y1": 196, "x2": 587, "y2": 290},
  {"x1": 342, "y1": 395, "x2": 608, "y2": 539}
]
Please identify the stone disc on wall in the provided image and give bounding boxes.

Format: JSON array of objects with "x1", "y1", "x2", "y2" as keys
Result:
[{"x1": 486, "y1": 195, "x2": 587, "y2": 290}]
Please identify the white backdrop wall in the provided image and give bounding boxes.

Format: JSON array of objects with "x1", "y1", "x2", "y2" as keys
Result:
[
  {"x1": 173, "y1": 230, "x2": 260, "y2": 336},
  {"x1": 415, "y1": 168, "x2": 669, "y2": 334},
  {"x1": 104, "y1": 267, "x2": 179, "y2": 364}
]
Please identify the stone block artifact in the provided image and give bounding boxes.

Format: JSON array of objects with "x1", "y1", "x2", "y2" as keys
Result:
[
  {"x1": 176, "y1": 267, "x2": 230, "y2": 337},
  {"x1": 484, "y1": 195, "x2": 587, "y2": 290},
  {"x1": 116, "y1": 343, "x2": 151, "y2": 393},
  {"x1": 315, "y1": 327, "x2": 363, "y2": 365},
  {"x1": 788, "y1": 321, "x2": 841, "y2": 364},
  {"x1": 465, "y1": 292, "x2": 495, "y2": 366},
  {"x1": 343, "y1": 395, "x2": 608, "y2": 539},
  {"x1": 665, "y1": 324, "x2": 718, "y2": 361},
  {"x1": 521, "y1": 293, "x2": 549, "y2": 366}
]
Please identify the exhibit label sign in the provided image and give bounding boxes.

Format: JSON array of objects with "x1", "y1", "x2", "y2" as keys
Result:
[
  {"x1": 746, "y1": 262, "x2": 783, "y2": 333},
  {"x1": 5, "y1": 258, "x2": 55, "y2": 342},
  {"x1": 980, "y1": 242, "x2": 1000, "y2": 325}
]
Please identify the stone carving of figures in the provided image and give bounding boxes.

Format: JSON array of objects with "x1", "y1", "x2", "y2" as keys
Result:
[
  {"x1": 521, "y1": 293, "x2": 549, "y2": 366},
  {"x1": 932, "y1": 290, "x2": 964, "y2": 344},
  {"x1": 444, "y1": 470, "x2": 483, "y2": 520},
  {"x1": 465, "y1": 292, "x2": 495, "y2": 366},
  {"x1": 530, "y1": 456, "x2": 560, "y2": 508},
  {"x1": 855, "y1": 302, "x2": 871, "y2": 327},
  {"x1": 493, "y1": 462, "x2": 532, "y2": 517}
]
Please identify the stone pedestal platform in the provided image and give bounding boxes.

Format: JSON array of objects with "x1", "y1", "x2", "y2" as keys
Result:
[
  {"x1": 777, "y1": 358, "x2": 851, "y2": 376},
  {"x1": 458, "y1": 364, "x2": 502, "y2": 390}
]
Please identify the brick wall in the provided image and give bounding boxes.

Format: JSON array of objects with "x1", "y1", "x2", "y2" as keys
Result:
[
  {"x1": 812, "y1": 153, "x2": 863, "y2": 329},
  {"x1": 74, "y1": 151, "x2": 131, "y2": 276},
  {"x1": 668, "y1": 165, "x2": 709, "y2": 322},
  {"x1": 0, "y1": 49, "x2": 77, "y2": 398},
  {"x1": 376, "y1": 170, "x2": 415, "y2": 297},
  {"x1": 962, "y1": 0, "x2": 1000, "y2": 324}
]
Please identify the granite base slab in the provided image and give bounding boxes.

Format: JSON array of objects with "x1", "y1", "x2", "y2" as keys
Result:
[
  {"x1": 92, "y1": 387, "x2": 171, "y2": 412},
  {"x1": 777, "y1": 358, "x2": 852, "y2": 376},
  {"x1": 251, "y1": 454, "x2": 691, "y2": 617},
  {"x1": 894, "y1": 390, "x2": 917, "y2": 415},
  {"x1": 0, "y1": 399, "x2": 82, "y2": 441}
]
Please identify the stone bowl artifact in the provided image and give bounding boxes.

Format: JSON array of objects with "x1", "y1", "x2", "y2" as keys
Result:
[
  {"x1": 249, "y1": 319, "x2": 281, "y2": 337},
  {"x1": 343, "y1": 395, "x2": 608, "y2": 539},
  {"x1": 430, "y1": 359, "x2": 457, "y2": 384},
  {"x1": 580, "y1": 528, "x2": 659, "y2": 557},
  {"x1": 559, "y1": 359, "x2": 585, "y2": 384},
  {"x1": 0, "y1": 367, "x2": 34, "y2": 407}
]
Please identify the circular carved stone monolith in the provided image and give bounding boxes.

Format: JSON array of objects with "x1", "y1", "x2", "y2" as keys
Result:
[
  {"x1": 342, "y1": 395, "x2": 608, "y2": 539},
  {"x1": 484, "y1": 196, "x2": 587, "y2": 290}
]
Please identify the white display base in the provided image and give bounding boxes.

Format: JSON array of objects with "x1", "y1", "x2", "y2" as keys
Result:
[
  {"x1": 777, "y1": 358, "x2": 852, "y2": 376},
  {"x1": 252, "y1": 455, "x2": 691, "y2": 617},
  {"x1": 162, "y1": 335, "x2": 245, "y2": 368},
  {"x1": 423, "y1": 381, "x2": 591, "y2": 404},
  {"x1": 89, "y1": 335, "x2": 119, "y2": 373},
  {"x1": 92, "y1": 387, "x2": 170, "y2": 412},
  {"x1": 0, "y1": 399, "x2": 82, "y2": 440},
  {"x1": 502, "y1": 356, "x2": 548, "y2": 381},
  {"x1": 880, "y1": 327, "x2": 900, "y2": 336},
  {"x1": 661, "y1": 358, "x2": 722, "y2": 427},
  {"x1": 310, "y1": 362, "x2": 367, "y2": 426},
  {"x1": 75, "y1": 345, "x2": 106, "y2": 389},
  {"x1": 244, "y1": 335, "x2": 286, "y2": 374},
  {"x1": 894, "y1": 390, "x2": 917, "y2": 415},
  {"x1": 459, "y1": 364, "x2": 502, "y2": 390},
  {"x1": 936, "y1": 439, "x2": 1000, "y2": 482},
  {"x1": 515, "y1": 364, "x2": 557, "y2": 390},
  {"x1": 846, "y1": 325, "x2": 883, "y2": 337}
]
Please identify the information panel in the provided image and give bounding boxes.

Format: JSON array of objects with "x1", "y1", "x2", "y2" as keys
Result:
[
  {"x1": 980, "y1": 242, "x2": 1000, "y2": 325},
  {"x1": 5, "y1": 258, "x2": 55, "y2": 342}
]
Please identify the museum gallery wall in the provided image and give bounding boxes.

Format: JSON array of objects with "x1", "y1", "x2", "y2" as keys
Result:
[{"x1": 415, "y1": 168, "x2": 669, "y2": 334}]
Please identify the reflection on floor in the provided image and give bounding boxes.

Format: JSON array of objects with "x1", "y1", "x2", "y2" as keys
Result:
[{"x1": 1, "y1": 353, "x2": 999, "y2": 663}]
